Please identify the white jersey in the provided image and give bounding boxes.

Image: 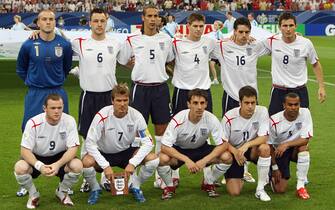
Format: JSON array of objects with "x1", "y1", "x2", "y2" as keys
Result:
[
  {"x1": 71, "y1": 37, "x2": 122, "y2": 92},
  {"x1": 162, "y1": 109, "x2": 225, "y2": 149},
  {"x1": 85, "y1": 105, "x2": 153, "y2": 169},
  {"x1": 213, "y1": 40, "x2": 270, "y2": 101},
  {"x1": 263, "y1": 34, "x2": 318, "y2": 87},
  {"x1": 222, "y1": 106, "x2": 269, "y2": 148},
  {"x1": 172, "y1": 36, "x2": 216, "y2": 90},
  {"x1": 118, "y1": 32, "x2": 174, "y2": 83},
  {"x1": 21, "y1": 113, "x2": 80, "y2": 157},
  {"x1": 269, "y1": 108, "x2": 313, "y2": 146}
]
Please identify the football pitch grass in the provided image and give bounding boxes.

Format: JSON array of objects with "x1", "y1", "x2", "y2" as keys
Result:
[{"x1": 0, "y1": 36, "x2": 334, "y2": 209}]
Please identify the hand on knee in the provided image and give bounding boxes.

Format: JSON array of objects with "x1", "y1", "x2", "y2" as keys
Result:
[{"x1": 220, "y1": 152, "x2": 233, "y2": 165}]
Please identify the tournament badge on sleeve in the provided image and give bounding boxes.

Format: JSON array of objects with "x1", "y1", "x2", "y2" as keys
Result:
[{"x1": 111, "y1": 172, "x2": 129, "y2": 196}]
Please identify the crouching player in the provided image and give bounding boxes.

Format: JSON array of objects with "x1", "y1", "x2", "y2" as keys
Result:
[
  {"x1": 269, "y1": 93, "x2": 312, "y2": 199},
  {"x1": 82, "y1": 84, "x2": 159, "y2": 204},
  {"x1": 14, "y1": 94, "x2": 82, "y2": 209},
  {"x1": 222, "y1": 86, "x2": 271, "y2": 201},
  {"x1": 157, "y1": 89, "x2": 232, "y2": 199}
]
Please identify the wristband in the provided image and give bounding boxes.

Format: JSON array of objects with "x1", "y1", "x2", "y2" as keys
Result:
[
  {"x1": 271, "y1": 164, "x2": 279, "y2": 171},
  {"x1": 34, "y1": 161, "x2": 44, "y2": 171}
]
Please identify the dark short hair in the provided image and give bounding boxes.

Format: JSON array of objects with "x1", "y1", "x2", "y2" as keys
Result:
[
  {"x1": 234, "y1": 17, "x2": 251, "y2": 30},
  {"x1": 44, "y1": 94, "x2": 63, "y2": 107},
  {"x1": 187, "y1": 89, "x2": 208, "y2": 102},
  {"x1": 278, "y1": 12, "x2": 296, "y2": 26},
  {"x1": 284, "y1": 92, "x2": 300, "y2": 103},
  {"x1": 187, "y1": 13, "x2": 205, "y2": 24},
  {"x1": 112, "y1": 83, "x2": 129, "y2": 100},
  {"x1": 239, "y1": 86, "x2": 257, "y2": 102},
  {"x1": 90, "y1": 8, "x2": 108, "y2": 20}
]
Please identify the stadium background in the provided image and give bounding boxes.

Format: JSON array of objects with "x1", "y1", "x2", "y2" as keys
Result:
[{"x1": 0, "y1": 7, "x2": 334, "y2": 210}]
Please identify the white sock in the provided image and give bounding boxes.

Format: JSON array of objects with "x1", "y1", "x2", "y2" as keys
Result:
[
  {"x1": 83, "y1": 167, "x2": 101, "y2": 191},
  {"x1": 296, "y1": 151, "x2": 310, "y2": 190},
  {"x1": 155, "y1": 136, "x2": 162, "y2": 180},
  {"x1": 131, "y1": 158, "x2": 159, "y2": 189},
  {"x1": 256, "y1": 157, "x2": 271, "y2": 191},
  {"x1": 172, "y1": 168, "x2": 180, "y2": 179},
  {"x1": 15, "y1": 173, "x2": 37, "y2": 196},
  {"x1": 244, "y1": 161, "x2": 249, "y2": 173},
  {"x1": 157, "y1": 166, "x2": 173, "y2": 187},
  {"x1": 155, "y1": 136, "x2": 162, "y2": 154},
  {"x1": 204, "y1": 163, "x2": 231, "y2": 184},
  {"x1": 59, "y1": 172, "x2": 81, "y2": 192}
]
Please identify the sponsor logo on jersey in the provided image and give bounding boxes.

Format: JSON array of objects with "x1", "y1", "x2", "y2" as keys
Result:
[
  {"x1": 60, "y1": 132, "x2": 66, "y2": 140},
  {"x1": 200, "y1": 128, "x2": 208, "y2": 136},
  {"x1": 295, "y1": 122, "x2": 302, "y2": 130},
  {"x1": 127, "y1": 124, "x2": 134, "y2": 133},
  {"x1": 202, "y1": 46, "x2": 208, "y2": 54},
  {"x1": 294, "y1": 49, "x2": 300, "y2": 57},
  {"x1": 55, "y1": 46, "x2": 63, "y2": 57},
  {"x1": 246, "y1": 47, "x2": 252, "y2": 56},
  {"x1": 159, "y1": 42, "x2": 165, "y2": 50},
  {"x1": 252, "y1": 122, "x2": 259, "y2": 130},
  {"x1": 107, "y1": 46, "x2": 114, "y2": 54}
]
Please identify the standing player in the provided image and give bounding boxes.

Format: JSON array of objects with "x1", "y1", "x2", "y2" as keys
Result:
[
  {"x1": 223, "y1": 11, "x2": 236, "y2": 33},
  {"x1": 213, "y1": 17, "x2": 270, "y2": 183},
  {"x1": 207, "y1": 20, "x2": 224, "y2": 85},
  {"x1": 118, "y1": 4, "x2": 174, "y2": 189},
  {"x1": 16, "y1": 9, "x2": 72, "y2": 132},
  {"x1": 269, "y1": 93, "x2": 312, "y2": 199},
  {"x1": 263, "y1": 12, "x2": 326, "y2": 116},
  {"x1": 171, "y1": 13, "x2": 216, "y2": 115},
  {"x1": 82, "y1": 84, "x2": 159, "y2": 204},
  {"x1": 14, "y1": 94, "x2": 82, "y2": 209},
  {"x1": 16, "y1": 9, "x2": 72, "y2": 197},
  {"x1": 71, "y1": 8, "x2": 124, "y2": 192},
  {"x1": 157, "y1": 89, "x2": 232, "y2": 199},
  {"x1": 222, "y1": 86, "x2": 271, "y2": 201},
  {"x1": 247, "y1": 13, "x2": 258, "y2": 27}
]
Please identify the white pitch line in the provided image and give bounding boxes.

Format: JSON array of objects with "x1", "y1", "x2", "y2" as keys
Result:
[{"x1": 257, "y1": 68, "x2": 335, "y2": 87}]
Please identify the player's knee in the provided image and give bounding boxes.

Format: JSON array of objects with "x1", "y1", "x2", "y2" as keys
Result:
[
  {"x1": 220, "y1": 151, "x2": 233, "y2": 164},
  {"x1": 68, "y1": 158, "x2": 83, "y2": 173},
  {"x1": 159, "y1": 153, "x2": 171, "y2": 166},
  {"x1": 144, "y1": 157, "x2": 160, "y2": 171},
  {"x1": 14, "y1": 160, "x2": 30, "y2": 175},
  {"x1": 258, "y1": 144, "x2": 270, "y2": 157},
  {"x1": 82, "y1": 154, "x2": 96, "y2": 168}
]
